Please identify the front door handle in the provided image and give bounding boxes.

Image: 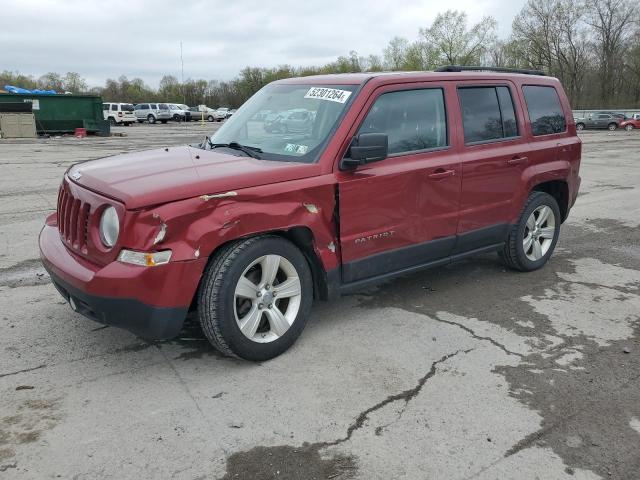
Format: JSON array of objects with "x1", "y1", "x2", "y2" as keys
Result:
[
  {"x1": 428, "y1": 169, "x2": 455, "y2": 179},
  {"x1": 507, "y1": 156, "x2": 528, "y2": 166}
]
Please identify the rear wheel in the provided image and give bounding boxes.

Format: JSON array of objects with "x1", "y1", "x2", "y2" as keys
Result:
[
  {"x1": 576, "y1": 123, "x2": 585, "y2": 131},
  {"x1": 147, "y1": 114, "x2": 156, "y2": 124},
  {"x1": 108, "y1": 117, "x2": 117, "y2": 126},
  {"x1": 198, "y1": 236, "x2": 313, "y2": 361},
  {"x1": 500, "y1": 192, "x2": 561, "y2": 272},
  {"x1": 207, "y1": 115, "x2": 214, "y2": 122},
  {"x1": 608, "y1": 123, "x2": 617, "y2": 131},
  {"x1": 625, "y1": 124, "x2": 634, "y2": 131}
]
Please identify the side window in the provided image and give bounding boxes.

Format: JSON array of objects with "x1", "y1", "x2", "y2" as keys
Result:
[
  {"x1": 111, "y1": 104, "x2": 118, "y2": 111},
  {"x1": 458, "y1": 86, "x2": 518, "y2": 143},
  {"x1": 103, "y1": 103, "x2": 110, "y2": 111},
  {"x1": 150, "y1": 104, "x2": 157, "y2": 109},
  {"x1": 357, "y1": 88, "x2": 447, "y2": 155},
  {"x1": 497, "y1": 87, "x2": 518, "y2": 138},
  {"x1": 522, "y1": 85, "x2": 567, "y2": 136}
]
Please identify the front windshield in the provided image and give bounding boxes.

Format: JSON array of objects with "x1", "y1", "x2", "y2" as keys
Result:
[{"x1": 208, "y1": 83, "x2": 357, "y2": 163}]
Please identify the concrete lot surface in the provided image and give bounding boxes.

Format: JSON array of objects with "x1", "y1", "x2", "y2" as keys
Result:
[{"x1": 1, "y1": 124, "x2": 639, "y2": 479}]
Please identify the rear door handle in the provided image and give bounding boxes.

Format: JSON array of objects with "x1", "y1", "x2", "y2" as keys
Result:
[
  {"x1": 507, "y1": 156, "x2": 528, "y2": 166},
  {"x1": 428, "y1": 169, "x2": 455, "y2": 179}
]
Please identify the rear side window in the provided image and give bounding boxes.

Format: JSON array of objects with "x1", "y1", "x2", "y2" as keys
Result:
[
  {"x1": 103, "y1": 103, "x2": 109, "y2": 111},
  {"x1": 357, "y1": 88, "x2": 447, "y2": 155},
  {"x1": 522, "y1": 86, "x2": 566, "y2": 136},
  {"x1": 458, "y1": 86, "x2": 519, "y2": 143},
  {"x1": 111, "y1": 104, "x2": 118, "y2": 111}
]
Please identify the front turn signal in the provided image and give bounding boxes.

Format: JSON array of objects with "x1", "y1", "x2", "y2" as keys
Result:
[{"x1": 117, "y1": 249, "x2": 172, "y2": 267}]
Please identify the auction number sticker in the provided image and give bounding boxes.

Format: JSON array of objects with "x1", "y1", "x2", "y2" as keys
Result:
[{"x1": 304, "y1": 87, "x2": 352, "y2": 104}]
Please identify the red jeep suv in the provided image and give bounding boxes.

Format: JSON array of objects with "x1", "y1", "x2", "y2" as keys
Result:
[{"x1": 40, "y1": 66, "x2": 581, "y2": 361}]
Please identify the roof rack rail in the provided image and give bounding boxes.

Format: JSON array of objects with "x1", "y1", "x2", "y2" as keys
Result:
[{"x1": 435, "y1": 65, "x2": 546, "y2": 76}]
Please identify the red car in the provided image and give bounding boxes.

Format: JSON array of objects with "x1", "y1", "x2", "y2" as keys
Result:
[
  {"x1": 40, "y1": 67, "x2": 582, "y2": 360},
  {"x1": 620, "y1": 118, "x2": 640, "y2": 131}
]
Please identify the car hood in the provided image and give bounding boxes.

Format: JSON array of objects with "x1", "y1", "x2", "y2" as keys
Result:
[{"x1": 67, "y1": 146, "x2": 320, "y2": 209}]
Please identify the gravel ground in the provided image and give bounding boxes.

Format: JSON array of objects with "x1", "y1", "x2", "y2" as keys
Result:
[{"x1": 0, "y1": 124, "x2": 639, "y2": 479}]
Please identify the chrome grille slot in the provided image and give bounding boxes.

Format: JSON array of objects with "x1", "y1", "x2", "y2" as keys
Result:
[{"x1": 57, "y1": 185, "x2": 91, "y2": 252}]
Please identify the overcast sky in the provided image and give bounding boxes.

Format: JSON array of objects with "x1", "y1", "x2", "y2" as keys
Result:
[{"x1": 2, "y1": 0, "x2": 527, "y2": 88}]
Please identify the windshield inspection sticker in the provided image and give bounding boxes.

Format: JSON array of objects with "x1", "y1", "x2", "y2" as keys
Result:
[
  {"x1": 285, "y1": 143, "x2": 309, "y2": 154},
  {"x1": 304, "y1": 87, "x2": 352, "y2": 104}
]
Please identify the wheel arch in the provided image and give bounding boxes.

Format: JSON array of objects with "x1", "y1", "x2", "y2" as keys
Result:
[
  {"x1": 191, "y1": 227, "x2": 331, "y2": 312},
  {"x1": 531, "y1": 179, "x2": 569, "y2": 222}
]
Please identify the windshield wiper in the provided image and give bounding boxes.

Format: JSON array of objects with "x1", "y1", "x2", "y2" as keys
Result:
[{"x1": 206, "y1": 138, "x2": 262, "y2": 159}]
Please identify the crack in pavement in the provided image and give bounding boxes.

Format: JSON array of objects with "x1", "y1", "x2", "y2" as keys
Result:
[
  {"x1": 432, "y1": 315, "x2": 524, "y2": 358},
  {"x1": 217, "y1": 348, "x2": 473, "y2": 479},
  {"x1": 0, "y1": 364, "x2": 46, "y2": 378},
  {"x1": 321, "y1": 348, "x2": 474, "y2": 448}
]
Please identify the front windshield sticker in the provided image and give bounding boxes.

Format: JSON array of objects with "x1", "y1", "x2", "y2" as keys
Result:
[
  {"x1": 304, "y1": 87, "x2": 352, "y2": 104},
  {"x1": 284, "y1": 143, "x2": 309, "y2": 154}
]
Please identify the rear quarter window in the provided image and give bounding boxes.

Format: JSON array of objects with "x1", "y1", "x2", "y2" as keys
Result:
[{"x1": 522, "y1": 85, "x2": 567, "y2": 136}]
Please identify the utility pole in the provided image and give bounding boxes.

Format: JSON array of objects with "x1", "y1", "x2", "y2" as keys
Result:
[{"x1": 180, "y1": 41, "x2": 185, "y2": 105}]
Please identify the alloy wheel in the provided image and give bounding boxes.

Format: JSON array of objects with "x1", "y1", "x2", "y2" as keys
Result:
[
  {"x1": 523, "y1": 205, "x2": 556, "y2": 261},
  {"x1": 233, "y1": 254, "x2": 302, "y2": 343}
]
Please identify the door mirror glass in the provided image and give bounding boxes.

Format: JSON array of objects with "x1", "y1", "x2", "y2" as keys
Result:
[{"x1": 341, "y1": 133, "x2": 388, "y2": 170}]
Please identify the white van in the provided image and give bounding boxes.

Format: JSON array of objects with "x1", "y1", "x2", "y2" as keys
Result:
[{"x1": 103, "y1": 103, "x2": 136, "y2": 126}]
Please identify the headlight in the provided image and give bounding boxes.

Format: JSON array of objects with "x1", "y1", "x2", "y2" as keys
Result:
[{"x1": 99, "y1": 206, "x2": 119, "y2": 248}]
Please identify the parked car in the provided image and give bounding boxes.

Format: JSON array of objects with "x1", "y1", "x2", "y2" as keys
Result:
[
  {"x1": 619, "y1": 117, "x2": 640, "y2": 131},
  {"x1": 189, "y1": 105, "x2": 217, "y2": 122},
  {"x1": 214, "y1": 107, "x2": 230, "y2": 121},
  {"x1": 264, "y1": 108, "x2": 314, "y2": 133},
  {"x1": 574, "y1": 113, "x2": 620, "y2": 131},
  {"x1": 103, "y1": 103, "x2": 136, "y2": 126},
  {"x1": 134, "y1": 103, "x2": 172, "y2": 124},
  {"x1": 40, "y1": 67, "x2": 581, "y2": 361},
  {"x1": 168, "y1": 104, "x2": 191, "y2": 122},
  {"x1": 228, "y1": 109, "x2": 237, "y2": 117}
]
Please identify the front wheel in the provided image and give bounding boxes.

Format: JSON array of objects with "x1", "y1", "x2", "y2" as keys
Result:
[
  {"x1": 207, "y1": 115, "x2": 214, "y2": 122},
  {"x1": 198, "y1": 236, "x2": 313, "y2": 361},
  {"x1": 576, "y1": 123, "x2": 585, "y2": 131},
  {"x1": 147, "y1": 115, "x2": 156, "y2": 124},
  {"x1": 173, "y1": 114, "x2": 181, "y2": 122},
  {"x1": 625, "y1": 124, "x2": 634, "y2": 131},
  {"x1": 500, "y1": 192, "x2": 561, "y2": 272}
]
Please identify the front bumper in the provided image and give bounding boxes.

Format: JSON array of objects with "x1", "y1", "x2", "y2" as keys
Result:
[{"x1": 39, "y1": 223, "x2": 207, "y2": 340}]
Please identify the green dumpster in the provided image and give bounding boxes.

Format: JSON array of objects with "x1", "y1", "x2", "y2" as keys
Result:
[{"x1": 0, "y1": 93, "x2": 110, "y2": 135}]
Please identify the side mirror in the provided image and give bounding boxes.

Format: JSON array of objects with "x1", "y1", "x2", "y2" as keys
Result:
[{"x1": 340, "y1": 133, "x2": 388, "y2": 170}]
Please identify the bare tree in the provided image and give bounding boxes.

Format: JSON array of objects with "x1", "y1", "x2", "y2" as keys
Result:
[
  {"x1": 383, "y1": 36, "x2": 409, "y2": 70},
  {"x1": 585, "y1": 0, "x2": 638, "y2": 104},
  {"x1": 420, "y1": 10, "x2": 497, "y2": 66},
  {"x1": 512, "y1": 0, "x2": 590, "y2": 106}
]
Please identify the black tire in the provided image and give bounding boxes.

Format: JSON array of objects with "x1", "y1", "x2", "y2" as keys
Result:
[
  {"x1": 625, "y1": 124, "x2": 634, "y2": 131},
  {"x1": 108, "y1": 117, "x2": 117, "y2": 126},
  {"x1": 198, "y1": 235, "x2": 313, "y2": 361},
  {"x1": 500, "y1": 191, "x2": 561, "y2": 272},
  {"x1": 147, "y1": 115, "x2": 156, "y2": 124},
  {"x1": 207, "y1": 115, "x2": 214, "y2": 122},
  {"x1": 173, "y1": 114, "x2": 181, "y2": 121},
  {"x1": 576, "y1": 123, "x2": 585, "y2": 131},
  {"x1": 608, "y1": 123, "x2": 617, "y2": 131}
]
